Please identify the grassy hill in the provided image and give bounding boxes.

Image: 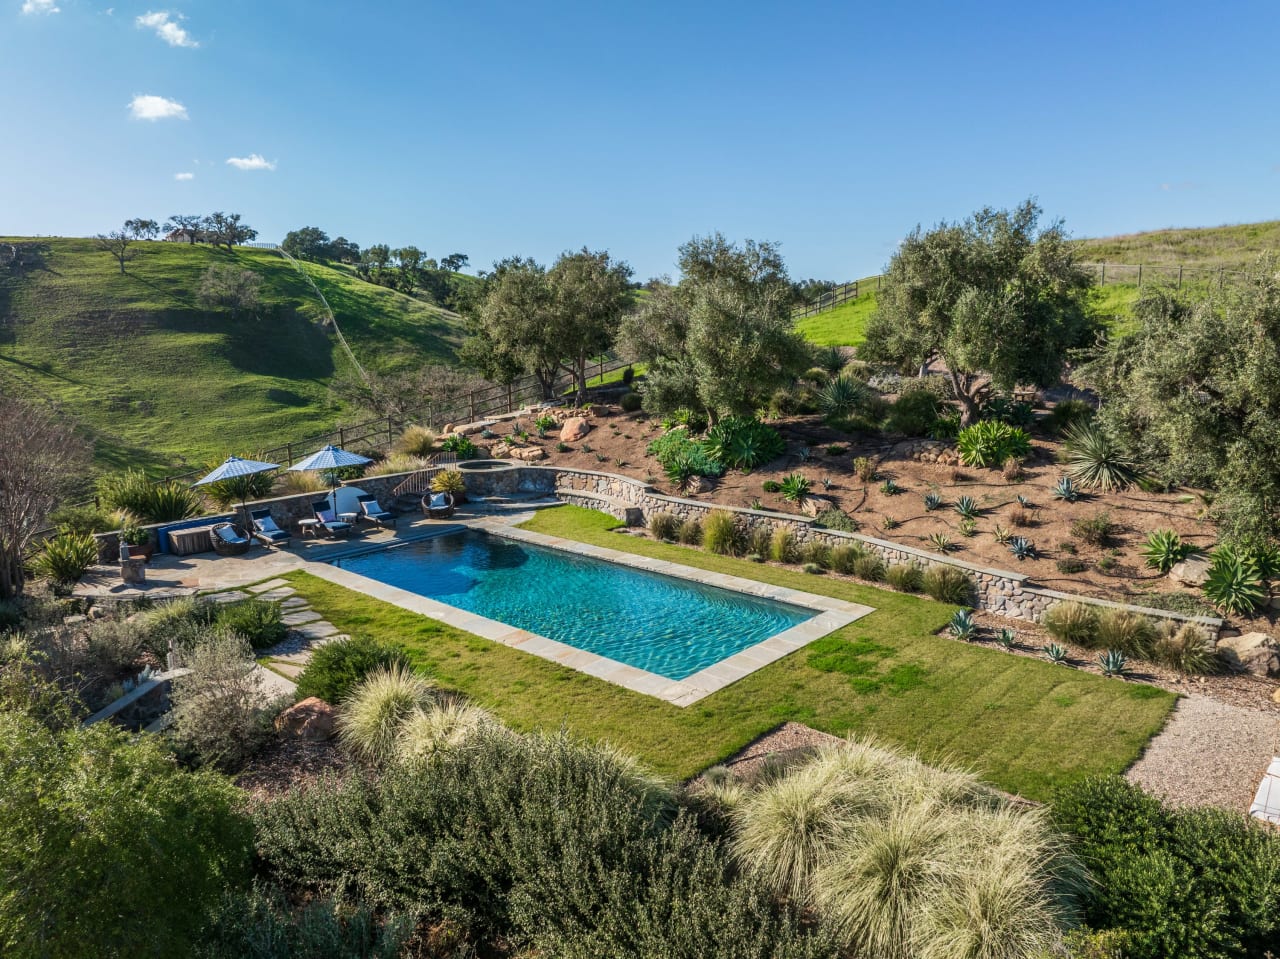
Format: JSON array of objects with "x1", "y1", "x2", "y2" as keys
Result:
[
  {"x1": 0, "y1": 238, "x2": 468, "y2": 476},
  {"x1": 795, "y1": 283, "x2": 879, "y2": 348}
]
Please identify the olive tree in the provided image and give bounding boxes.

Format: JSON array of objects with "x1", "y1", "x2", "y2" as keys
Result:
[
  {"x1": 861, "y1": 200, "x2": 1095, "y2": 424},
  {"x1": 620, "y1": 233, "x2": 808, "y2": 421}
]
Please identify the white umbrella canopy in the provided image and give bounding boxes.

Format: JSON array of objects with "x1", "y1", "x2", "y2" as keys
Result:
[{"x1": 287, "y1": 445, "x2": 373, "y2": 508}]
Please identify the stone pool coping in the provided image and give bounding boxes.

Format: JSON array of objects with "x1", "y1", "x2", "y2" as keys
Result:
[{"x1": 301, "y1": 518, "x2": 874, "y2": 707}]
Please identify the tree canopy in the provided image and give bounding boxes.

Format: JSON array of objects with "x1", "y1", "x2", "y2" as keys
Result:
[
  {"x1": 620, "y1": 234, "x2": 808, "y2": 421},
  {"x1": 861, "y1": 200, "x2": 1095, "y2": 423}
]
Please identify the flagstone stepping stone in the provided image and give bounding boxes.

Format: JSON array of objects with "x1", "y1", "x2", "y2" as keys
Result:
[
  {"x1": 250, "y1": 578, "x2": 291, "y2": 593},
  {"x1": 256, "y1": 588, "x2": 297, "y2": 601},
  {"x1": 283, "y1": 610, "x2": 322, "y2": 626},
  {"x1": 204, "y1": 590, "x2": 251, "y2": 604},
  {"x1": 293, "y1": 621, "x2": 339, "y2": 641},
  {"x1": 280, "y1": 597, "x2": 308, "y2": 609}
]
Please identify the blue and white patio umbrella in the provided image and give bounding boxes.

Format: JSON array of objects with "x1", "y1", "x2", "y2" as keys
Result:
[
  {"x1": 287, "y1": 445, "x2": 373, "y2": 507},
  {"x1": 192, "y1": 455, "x2": 281, "y2": 522}
]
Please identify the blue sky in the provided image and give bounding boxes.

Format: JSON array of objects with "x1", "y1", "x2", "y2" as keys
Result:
[{"x1": 3, "y1": 0, "x2": 1278, "y2": 280}]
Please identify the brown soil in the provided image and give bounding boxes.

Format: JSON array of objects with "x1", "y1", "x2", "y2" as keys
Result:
[{"x1": 234, "y1": 737, "x2": 348, "y2": 802}]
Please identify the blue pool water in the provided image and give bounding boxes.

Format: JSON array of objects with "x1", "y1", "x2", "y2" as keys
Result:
[{"x1": 332, "y1": 530, "x2": 813, "y2": 680}]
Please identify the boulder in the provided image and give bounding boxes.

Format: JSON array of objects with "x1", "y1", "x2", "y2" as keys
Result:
[
  {"x1": 491, "y1": 444, "x2": 511, "y2": 459},
  {"x1": 275, "y1": 697, "x2": 337, "y2": 741},
  {"x1": 510, "y1": 445, "x2": 546, "y2": 462},
  {"x1": 1216, "y1": 632, "x2": 1280, "y2": 678},
  {"x1": 800, "y1": 494, "x2": 837, "y2": 518},
  {"x1": 559, "y1": 416, "x2": 591, "y2": 443},
  {"x1": 687, "y1": 474, "x2": 715, "y2": 494},
  {"x1": 1169, "y1": 553, "x2": 1212, "y2": 587}
]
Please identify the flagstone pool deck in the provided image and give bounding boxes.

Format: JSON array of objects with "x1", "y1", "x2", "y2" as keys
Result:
[{"x1": 74, "y1": 501, "x2": 874, "y2": 706}]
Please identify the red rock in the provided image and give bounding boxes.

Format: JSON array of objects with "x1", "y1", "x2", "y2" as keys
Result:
[{"x1": 275, "y1": 696, "x2": 338, "y2": 741}]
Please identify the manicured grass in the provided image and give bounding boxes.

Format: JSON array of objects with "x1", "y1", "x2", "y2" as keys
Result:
[
  {"x1": 0, "y1": 238, "x2": 469, "y2": 476},
  {"x1": 795, "y1": 290, "x2": 879, "y2": 347},
  {"x1": 284, "y1": 506, "x2": 1175, "y2": 799}
]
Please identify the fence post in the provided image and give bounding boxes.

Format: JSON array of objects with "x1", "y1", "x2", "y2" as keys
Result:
[
  {"x1": 339, "y1": 427, "x2": 346, "y2": 448},
  {"x1": 1219, "y1": 267, "x2": 1224, "y2": 289},
  {"x1": 469, "y1": 390, "x2": 477, "y2": 421},
  {"x1": 387, "y1": 416, "x2": 394, "y2": 448},
  {"x1": 286, "y1": 443, "x2": 293, "y2": 465},
  {"x1": 1138, "y1": 264, "x2": 1142, "y2": 287},
  {"x1": 1100, "y1": 262, "x2": 1105, "y2": 284},
  {"x1": 876, "y1": 274, "x2": 881, "y2": 290},
  {"x1": 507, "y1": 383, "x2": 513, "y2": 413}
]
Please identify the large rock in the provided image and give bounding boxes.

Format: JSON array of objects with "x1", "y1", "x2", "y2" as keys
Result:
[
  {"x1": 800, "y1": 494, "x2": 837, "y2": 518},
  {"x1": 1216, "y1": 632, "x2": 1280, "y2": 678},
  {"x1": 275, "y1": 697, "x2": 337, "y2": 741},
  {"x1": 559, "y1": 416, "x2": 591, "y2": 443},
  {"x1": 1169, "y1": 553, "x2": 1212, "y2": 587},
  {"x1": 687, "y1": 474, "x2": 715, "y2": 494},
  {"x1": 509, "y1": 445, "x2": 546, "y2": 462}
]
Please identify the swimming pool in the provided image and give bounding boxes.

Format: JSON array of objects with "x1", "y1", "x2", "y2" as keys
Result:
[{"x1": 332, "y1": 529, "x2": 814, "y2": 680}]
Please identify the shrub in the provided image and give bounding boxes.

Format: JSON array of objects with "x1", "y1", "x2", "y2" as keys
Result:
[
  {"x1": 0, "y1": 712, "x2": 253, "y2": 957},
  {"x1": 1053, "y1": 776, "x2": 1280, "y2": 959},
  {"x1": 1010, "y1": 505, "x2": 1036, "y2": 527},
  {"x1": 171, "y1": 631, "x2": 281, "y2": 771},
  {"x1": 649, "y1": 512, "x2": 680, "y2": 541},
  {"x1": 392, "y1": 424, "x2": 437, "y2": 457},
  {"x1": 1203, "y1": 546, "x2": 1267, "y2": 614},
  {"x1": 1041, "y1": 601, "x2": 1098, "y2": 645},
  {"x1": 1002, "y1": 455, "x2": 1024, "y2": 480},
  {"x1": 439, "y1": 433, "x2": 478, "y2": 458},
  {"x1": 1140, "y1": 529, "x2": 1188, "y2": 573},
  {"x1": 364, "y1": 454, "x2": 431, "y2": 479},
  {"x1": 801, "y1": 541, "x2": 832, "y2": 569},
  {"x1": 885, "y1": 563, "x2": 923, "y2": 592},
  {"x1": 1071, "y1": 510, "x2": 1115, "y2": 546},
  {"x1": 1043, "y1": 398, "x2": 1095, "y2": 435},
  {"x1": 619, "y1": 391, "x2": 643, "y2": 412},
  {"x1": 397, "y1": 701, "x2": 500, "y2": 765},
  {"x1": 1132, "y1": 590, "x2": 1217, "y2": 618},
  {"x1": 678, "y1": 518, "x2": 703, "y2": 546},
  {"x1": 818, "y1": 375, "x2": 874, "y2": 421},
  {"x1": 430, "y1": 468, "x2": 466, "y2": 495},
  {"x1": 853, "y1": 456, "x2": 876, "y2": 481},
  {"x1": 885, "y1": 387, "x2": 941, "y2": 436},
  {"x1": 829, "y1": 544, "x2": 865, "y2": 575},
  {"x1": 295, "y1": 635, "x2": 409, "y2": 705},
  {"x1": 702, "y1": 417, "x2": 786, "y2": 471},
  {"x1": 812, "y1": 506, "x2": 857, "y2": 532},
  {"x1": 922, "y1": 566, "x2": 973, "y2": 604},
  {"x1": 48, "y1": 504, "x2": 127, "y2": 535},
  {"x1": 97, "y1": 469, "x2": 205, "y2": 522},
  {"x1": 851, "y1": 553, "x2": 886, "y2": 582},
  {"x1": 769, "y1": 528, "x2": 799, "y2": 564},
  {"x1": 761, "y1": 479, "x2": 782, "y2": 493},
  {"x1": 778, "y1": 473, "x2": 811, "y2": 502},
  {"x1": 1062, "y1": 422, "x2": 1141, "y2": 492},
  {"x1": 647, "y1": 430, "x2": 723, "y2": 480},
  {"x1": 215, "y1": 599, "x2": 285, "y2": 650},
  {"x1": 704, "y1": 511, "x2": 743, "y2": 556},
  {"x1": 1093, "y1": 609, "x2": 1156, "y2": 657},
  {"x1": 201, "y1": 469, "x2": 276, "y2": 509},
  {"x1": 1151, "y1": 622, "x2": 1216, "y2": 675},
  {"x1": 338, "y1": 664, "x2": 437, "y2": 764},
  {"x1": 1056, "y1": 557, "x2": 1088, "y2": 574},
  {"x1": 533, "y1": 414, "x2": 557, "y2": 435},
  {"x1": 955, "y1": 421, "x2": 1032, "y2": 469},
  {"x1": 30, "y1": 532, "x2": 98, "y2": 586}
]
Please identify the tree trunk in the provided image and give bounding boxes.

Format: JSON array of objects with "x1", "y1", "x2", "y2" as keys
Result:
[
  {"x1": 574, "y1": 356, "x2": 588, "y2": 407},
  {"x1": 0, "y1": 545, "x2": 24, "y2": 600},
  {"x1": 946, "y1": 366, "x2": 981, "y2": 426}
]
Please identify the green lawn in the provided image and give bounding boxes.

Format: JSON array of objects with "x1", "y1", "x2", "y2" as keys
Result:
[
  {"x1": 795, "y1": 290, "x2": 879, "y2": 347},
  {"x1": 284, "y1": 506, "x2": 1174, "y2": 799}
]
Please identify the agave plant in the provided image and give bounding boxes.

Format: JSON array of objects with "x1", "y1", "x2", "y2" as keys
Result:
[
  {"x1": 1043, "y1": 643, "x2": 1069, "y2": 665},
  {"x1": 817, "y1": 375, "x2": 871, "y2": 420},
  {"x1": 881, "y1": 516, "x2": 899, "y2": 531},
  {"x1": 1051, "y1": 476, "x2": 1079, "y2": 502},
  {"x1": 959, "y1": 518, "x2": 977, "y2": 537},
  {"x1": 797, "y1": 446, "x2": 813, "y2": 463},
  {"x1": 923, "y1": 492, "x2": 943, "y2": 512},
  {"x1": 1203, "y1": 546, "x2": 1266, "y2": 614},
  {"x1": 1016, "y1": 494, "x2": 1032, "y2": 508},
  {"x1": 1062, "y1": 422, "x2": 1142, "y2": 492},
  {"x1": 997, "y1": 627, "x2": 1017, "y2": 648},
  {"x1": 1008, "y1": 536, "x2": 1035, "y2": 561},
  {"x1": 1140, "y1": 529, "x2": 1189, "y2": 573},
  {"x1": 779, "y1": 473, "x2": 811, "y2": 503},
  {"x1": 929, "y1": 532, "x2": 953, "y2": 553},
  {"x1": 879, "y1": 478, "x2": 903, "y2": 496},
  {"x1": 992, "y1": 524, "x2": 1012, "y2": 545},
  {"x1": 1098, "y1": 649, "x2": 1129, "y2": 677},
  {"x1": 953, "y1": 495, "x2": 979, "y2": 520},
  {"x1": 947, "y1": 608, "x2": 976, "y2": 641}
]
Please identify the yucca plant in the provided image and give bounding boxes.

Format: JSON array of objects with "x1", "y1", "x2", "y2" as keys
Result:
[
  {"x1": 30, "y1": 531, "x2": 98, "y2": 585},
  {"x1": 1203, "y1": 546, "x2": 1266, "y2": 614},
  {"x1": 929, "y1": 532, "x2": 953, "y2": 553},
  {"x1": 1098, "y1": 649, "x2": 1129, "y2": 677},
  {"x1": 1062, "y1": 422, "x2": 1142, "y2": 492},
  {"x1": 1051, "y1": 476, "x2": 1079, "y2": 502},
  {"x1": 337, "y1": 664, "x2": 437, "y2": 764},
  {"x1": 923, "y1": 492, "x2": 943, "y2": 512},
  {"x1": 430, "y1": 469, "x2": 466, "y2": 495},
  {"x1": 953, "y1": 495, "x2": 979, "y2": 520},
  {"x1": 1008, "y1": 536, "x2": 1035, "y2": 560},
  {"x1": 879, "y1": 478, "x2": 903, "y2": 496},
  {"x1": 817, "y1": 345, "x2": 847, "y2": 377},
  {"x1": 818, "y1": 375, "x2": 872, "y2": 420},
  {"x1": 1043, "y1": 643, "x2": 1070, "y2": 664},
  {"x1": 779, "y1": 473, "x2": 811, "y2": 503},
  {"x1": 947, "y1": 608, "x2": 976, "y2": 641},
  {"x1": 97, "y1": 469, "x2": 205, "y2": 523},
  {"x1": 1141, "y1": 529, "x2": 1189, "y2": 573}
]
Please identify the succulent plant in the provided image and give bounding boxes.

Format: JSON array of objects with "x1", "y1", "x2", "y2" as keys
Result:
[
  {"x1": 947, "y1": 608, "x2": 977, "y2": 641},
  {"x1": 880, "y1": 479, "x2": 903, "y2": 496},
  {"x1": 1043, "y1": 643, "x2": 1069, "y2": 664},
  {"x1": 1008, "y1": 536, "x2": 1035, "y2": 561},
  {"x1": 997, "y1": 628, "x2": 1017, "y2": 648},
  {"x1": 1098, "y1": 648, "x2": 1129, "y2": 677},
  {"x1": 923, "y1": 492, "x2": 943, "y2": 512},
  {"x1": 1052, "y1": 476, "x2": 1080, "y2": 502},
  {"x1": 953, "y1": 495, "x2": 980, "y2": 520},
  {"x1": 929, "y1": 532, "x2": 953, "y2": 553},
  {"x1": 959, "y1": 518, "x2": 978, "y2": 538}
]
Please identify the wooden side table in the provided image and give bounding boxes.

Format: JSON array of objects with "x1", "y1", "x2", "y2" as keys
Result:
[{"x1": 168, "y1": 525, "x2": 216, "y2": 556}]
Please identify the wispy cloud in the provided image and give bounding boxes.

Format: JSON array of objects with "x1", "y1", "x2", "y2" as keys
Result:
[
  {"x1": 129, "y1": 93, "x2": 188, "y2": 120},
  {"x1": 21, "y1": 0, "x2": 60, "y2": 14},
  {"x1": 226, "y1": 153, "x2": 276, "y2": 171},
  {"x1": 135, "y1": 10, "x2": 198, "y2": 48},
  {"x1": 1159, "y1": 181, "x2": 1200, "y2": 192},
  {"x1": 174, "y1": 172, "x2": 194, "y2": 181}
]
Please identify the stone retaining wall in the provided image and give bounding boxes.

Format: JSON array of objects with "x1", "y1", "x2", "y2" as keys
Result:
[{"x1": 461, "y1": 465, "x2": 1224, "y2": 638}]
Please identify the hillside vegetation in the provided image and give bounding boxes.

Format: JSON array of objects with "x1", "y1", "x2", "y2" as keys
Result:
[
  {"x1": 1073, "y1": 219, "x2": 1280, "y2": 268},
  {"x1": 0, "y1": 238, "x2": 467, "y2": 475}
]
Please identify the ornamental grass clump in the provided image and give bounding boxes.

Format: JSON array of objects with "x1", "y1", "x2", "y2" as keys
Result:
[
  {"x1": 704, "y1": 510, "x2": 743, "y2": 556},
  {"x1": 1093, "y1": 609, "x2": 1156, "y2": 658},
  {"x1": 830, "y1": 544, "x2": 865, "y2": 575},
  {"x1": 392, "y1": 424, "x2": 437, "y2": 457},
  {"x1": 677, "y1": 518, "x2": 703, "y2": 546},
  {"x1": 337, "y1": 664, "x2": 437, "y2": 764},
  {"x1": 1041, "y1": 601, "x2": 1098, "y2": 646},
  {"x1": 97, "y1": 469, "x2": 205, "y2": 523},
  {"x1": 1151, "y1": 621, "x2": 1216, "y2": 675},
  {"x1": 396, "y1": 701, "x2": 499, "y2": 765},
  {"x1": 885, "y1": 564, "x2": 923, "y2": 593},
  {"x1": 649, "y1": 512, "x2": 680, "y2": 542},
  {"x1": 770, "y1": 528, "x2": 799, "y2": 564},
  {"x1": 922, "y1": 565, "x2": 973, "y2": 605}
]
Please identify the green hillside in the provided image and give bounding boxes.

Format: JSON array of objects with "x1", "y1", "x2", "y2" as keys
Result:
[
  {"x1": 1073, "y1": 219, "x2": 1280, "y2": 269},
  {"x1": 795, "y1": 284, "x2": 879, "y2": 347},
  {"x1": 0, "y1": 238, "x2": 467, "y2": 475}
]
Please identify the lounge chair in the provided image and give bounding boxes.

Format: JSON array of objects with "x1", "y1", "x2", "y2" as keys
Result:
[
  {"x1": 210, "y1": 523, "x2": 252, "y2": 556},
  {"x1": 422, "y1": 491, "x2": 455, "y2": 519},
  {"x1": 249, "y1": 509, "x2": 291, "y2": 548},
  {"x1": 356, "y1": 494, "x2": 397, "y2": 529},
  {"x1": 312, "y1": 500, "x2": 354, "y2": 537}
]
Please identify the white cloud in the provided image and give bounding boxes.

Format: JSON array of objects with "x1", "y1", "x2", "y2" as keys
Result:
[
  {"x1": 174, "y1": 172, "x2": 194, "y2": 181},
  {"x1": 21, "y1": 0, "x2": 60, "y2": 14},
  {"x1": 135, "y1": 10, "x2": 198, "y2": 48},
  {"x1": 128, "y1": 93, "x2": 188, "y2": 120},
  {"x1": 225, "y1": 153, "x2": 277, "y2": 171}
]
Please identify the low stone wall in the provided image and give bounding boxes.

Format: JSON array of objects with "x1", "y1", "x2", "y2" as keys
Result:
[{"x1": 460, "y1": 465, "x2": 1224, "y2": 639}]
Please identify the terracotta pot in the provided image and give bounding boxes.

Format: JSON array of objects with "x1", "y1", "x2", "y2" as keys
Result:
[{"x1": 125, "y1": 539, "x2": 155, "y2": 562}]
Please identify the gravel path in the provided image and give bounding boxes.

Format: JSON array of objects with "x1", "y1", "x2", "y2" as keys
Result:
[{"x1": 1126, "y1": 695, "x2": 1279, "y2": 811}]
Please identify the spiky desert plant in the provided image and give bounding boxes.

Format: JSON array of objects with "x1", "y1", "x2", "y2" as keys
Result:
[
  {"x1": 992, "y1": 524, "x2": 1012, "y2": 545},
  {"x1": 1043, "y1": 643, "x2": 1070, "y2": 664},
  {"x1": 1140, "y1": 529, "x2": 1188, "y2": 573},
  {"x1": 1008, "y1": 536, "x2": 1035, "y2": 561},
  {"x1": 854, "y1": 456, "x2": 877, "y2": 481},
  {"x1": 947, "y1": 608, "x2": 976, "y2": 641},
  {"x1": 997, "y1": 627, "x2": 1017, "y2": 648},
  {"x1": 779, "y1": 473, "x2": 811, "y2": 503},
  {"x1": 1041, "y1": 602, "x2": 1098, "y2": 645},
  {"x1": 953, "y1": 495, "x2": 979, "y2": 520},
  {"x1": 880, "y1": 479, "x2": 903, "y2": 496},
  {"x1": 929, "y1": 532, "x2": 953, "y2": 553},
  {"x1": 1051, "y1": 476, "x2": 1079, "y2": 502},
  {"x1": 1203, "y1": 546, "x2": 1266, "y2": 614},
  {"x1": 1098, "y1": 649, "x2": 1129, "y2": 678},
  {"x1": 1062, "y1": 422, "x2": 1141, "y2": 492},
  {"x1": 818, "y1": 375, "x2": 873, "y2": 420},
  {"x1": 959, "y1": 518, "x2": 978, "y2": 538},
  {"x1": 923, "y1": 492, "x2": 943, "y2": 512},
  {"x1": 337, "y1": 664, "x2": 437, "y2": 763},
  {"x1": 430, "y1": 469, "x2": 466, "y2": 495},
  {"x1": 396, "y1": 700, "x2": 498, "y2": 765}
]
